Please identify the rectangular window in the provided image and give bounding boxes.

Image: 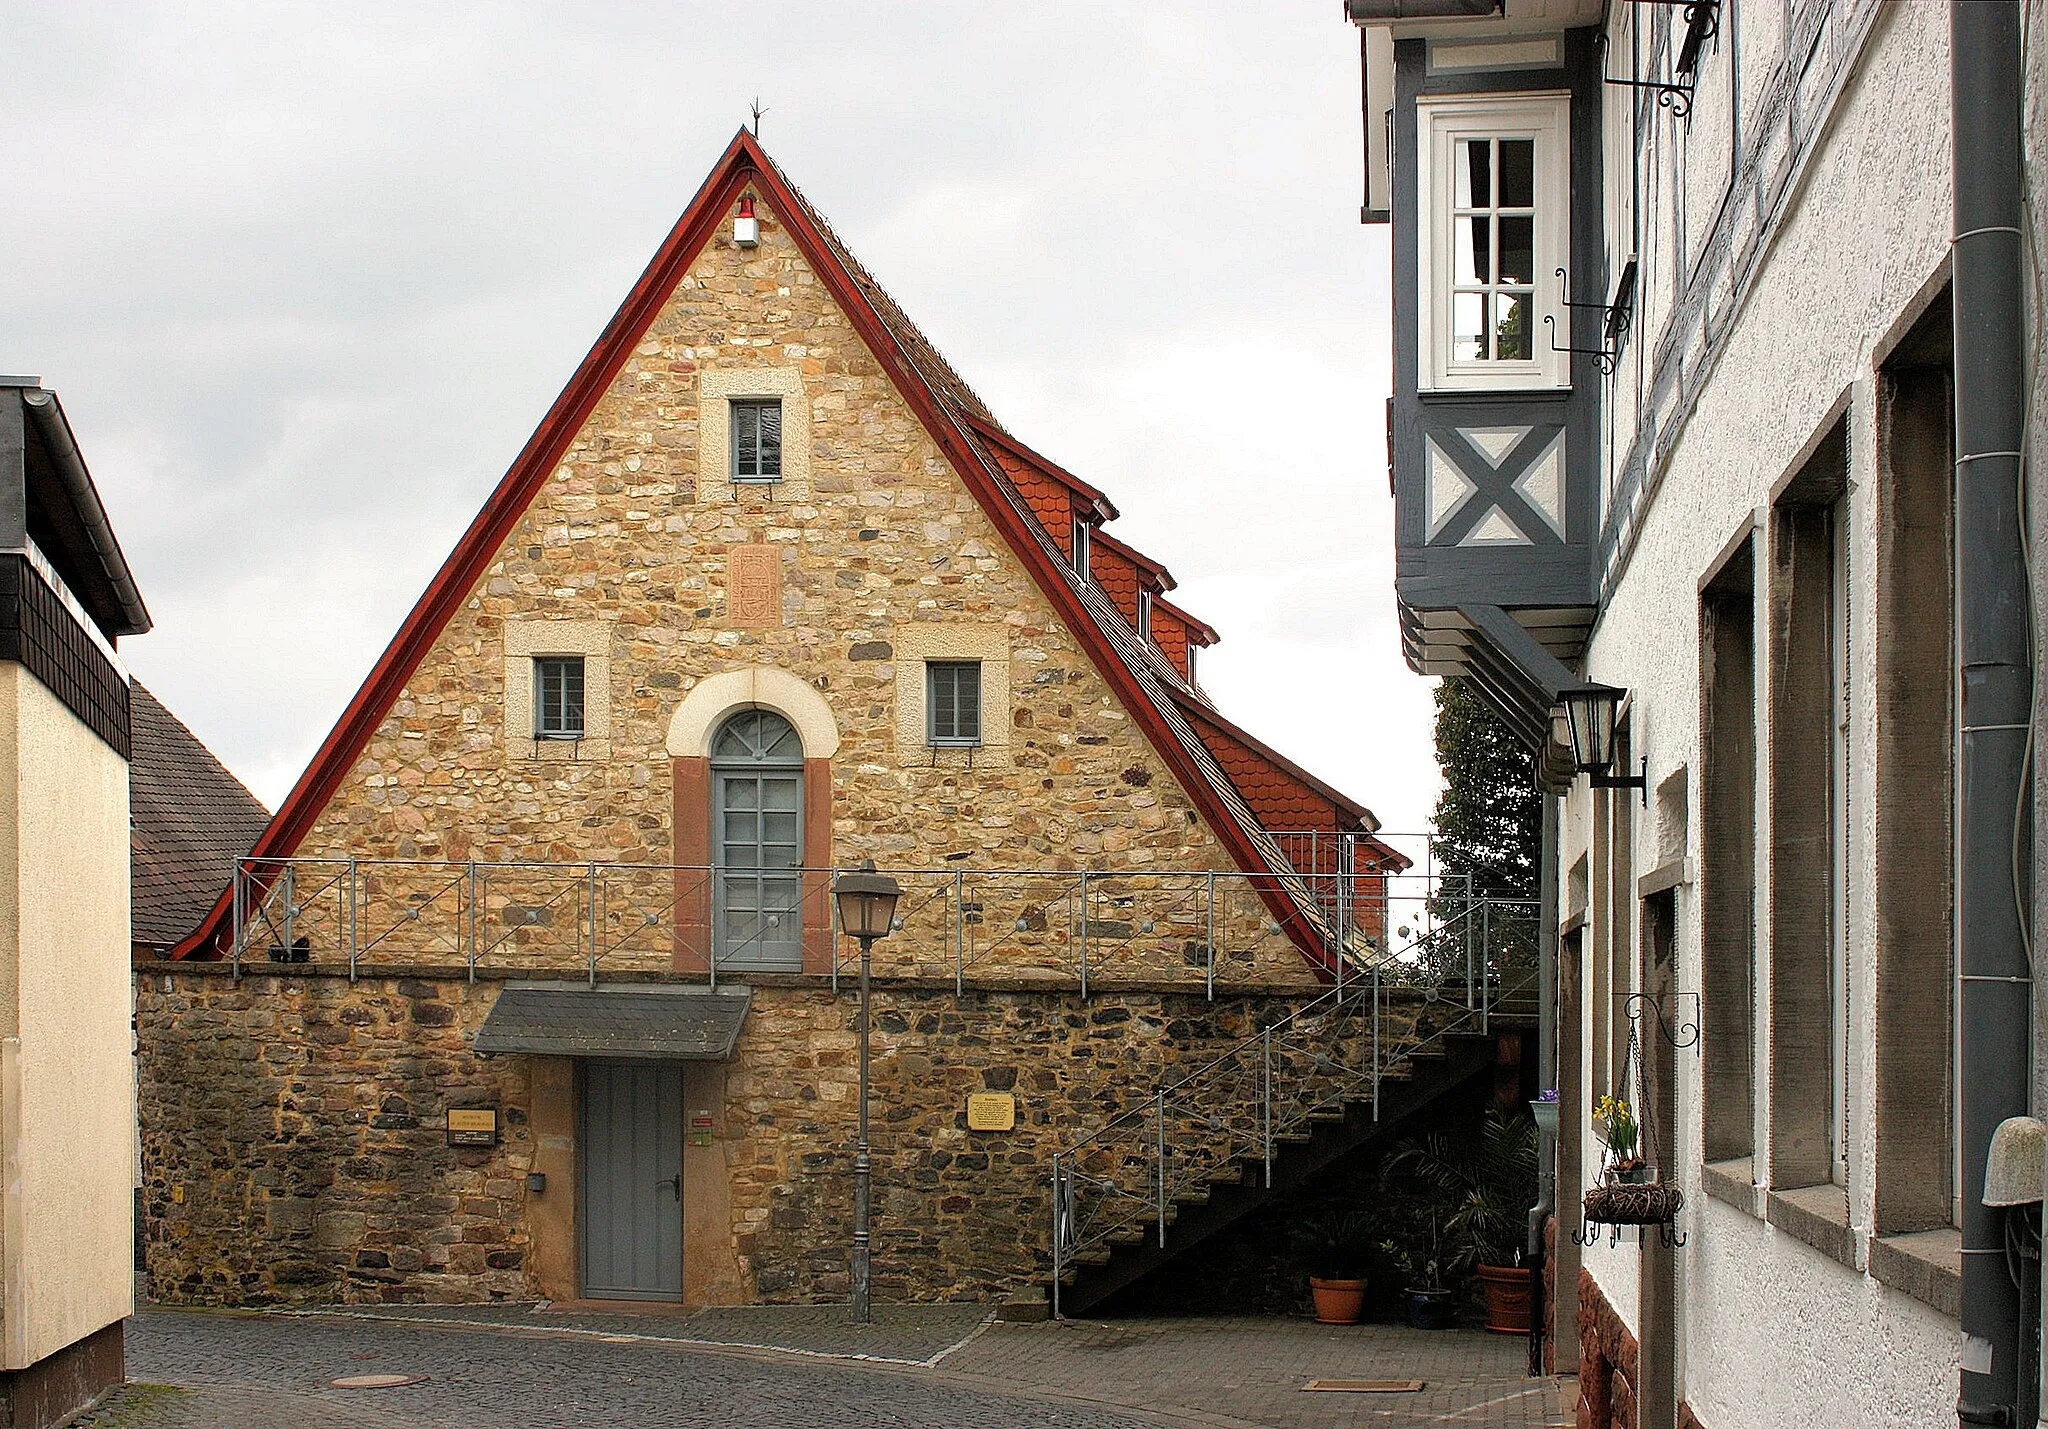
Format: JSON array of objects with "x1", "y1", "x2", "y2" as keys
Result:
[
  {"x1": 534, "y1": 656, "x2": 585, "y2": 740},
  {"x1": 1700, "y1": 538, "x2": 1758, "y2": 1166},
  {"x1": 731, "y1": 399, "x2": 783, "y2": 483},
  {"x1": 1138, "y1": 588, "x2": 1154, "y2": 641},
  {"x1": 1768, "y1": 422, "x2": 1849, "y2": 1194},
  {"x1": 1071, "y1": 517, "x2": 1091, "y2": 580},
  {"x1": 1185, "y1": 642, "x2": 1197, "y2": 684},
  {"x1": 1417, "y1": 94, "x2": 1569, "y2": 391},
  {"x1": 926, "y1": 661, "x2": 982, "y2": 747}
]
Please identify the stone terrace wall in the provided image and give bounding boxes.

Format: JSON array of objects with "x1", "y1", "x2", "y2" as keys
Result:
[{"x1": 139, "y1": 966, "x2": 1413, "y2": 1307}]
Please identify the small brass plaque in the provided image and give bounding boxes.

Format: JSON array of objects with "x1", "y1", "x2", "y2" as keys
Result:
[
  {"x1": 966, "y1": 1092, "x2": 1015, "y2": 1132},
  {"x1": 447, "y1": 1107, "x2": 499, "y2": 1146}
]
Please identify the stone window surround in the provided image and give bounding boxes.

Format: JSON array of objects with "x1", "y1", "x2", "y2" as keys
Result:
[
  {"x1": 505, "y1": 619, "x2": 613, "y2": 761},
  {"x1": 699, "y1": 367, "x2": 812, "y2": 503},
  {"x1": 891, "y1": 624, "x2": 1012, "y2": 767}
]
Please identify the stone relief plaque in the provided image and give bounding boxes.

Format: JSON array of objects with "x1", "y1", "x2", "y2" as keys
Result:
[{"x1": 727, "y1": 543, "x2": 782, "y2": 628}]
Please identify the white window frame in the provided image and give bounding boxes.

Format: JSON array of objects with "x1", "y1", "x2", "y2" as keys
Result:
[
  {"x1": 1416, "y1": 92, "x2": 1571, "y2": 393},
  {"x1": 1071, "y1": 517, "x2": 1091, "y2": 581}
]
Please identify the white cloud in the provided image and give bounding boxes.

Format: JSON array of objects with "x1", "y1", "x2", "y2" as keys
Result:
[{"x1": 4, "y1": 0, "x2": 1437, "y2": 834}]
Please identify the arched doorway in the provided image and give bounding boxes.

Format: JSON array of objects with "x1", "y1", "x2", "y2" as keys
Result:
[{"x1": 710, "y1": 708, "x2": 804, "y2": 972}]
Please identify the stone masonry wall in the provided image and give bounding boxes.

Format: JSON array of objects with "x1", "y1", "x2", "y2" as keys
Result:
[
  {"x1": 284, "y1": 187, "x2": 1313, "y2": 983},
  {"x1": 137, "y1": 966, "x2": 1417, "y2": 1307}
]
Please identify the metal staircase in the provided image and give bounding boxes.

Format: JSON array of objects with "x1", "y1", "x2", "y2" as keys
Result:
[{"x1": 1046, "y1": 895, "x2": 1538, "y2": 1317}]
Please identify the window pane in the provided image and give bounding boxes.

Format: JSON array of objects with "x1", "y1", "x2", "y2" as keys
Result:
[
  {"x1": 756, "y1": 402, "x2": 782, "y2": 476},
  {"x1": 1452, "y1": 292, "x2": 1487, "y2": 362},
  {"x1": 1498, "y1": 216, "x2": 1534, "y2": 286},
  {"x1": 1498, "y1": 139, "x2": 1535, "y2": 208},
  {"x1": 734, "y1": 403, "x2": 757, "y2": 475},
  {"x1": 1454, "y1": 139, "x2": 1490, "y2": 208},
  {"x1": 535, "y1": 657, "x2": 584, "y2": 737},
  {"x1": 956, "y1": 668, "x2": 980, "y2": 737},
  {"x1": 1453, "y1": 215, "x2": 1486, "y2": 284},
  {"x1": 1495, "y1": 291, "x2": 1531, "y2": 360}
]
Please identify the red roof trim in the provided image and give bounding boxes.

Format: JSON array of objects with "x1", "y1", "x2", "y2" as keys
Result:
[
  {"x1": 1090, "y1": 527, "x2": 1174, "y2": 590},
  {"x1": 1155, "y1": 595, "x2": 1218, "y2": 646},
  {"x1": 962, "y1": 418, "x2": 1119, "y2": 522},
  {"x1": 1173, "y1": 691, "x2": 1405, "y2": 866},
  {"x1": 178, "y1": 129, "x2": 1334, "y2": 968}
]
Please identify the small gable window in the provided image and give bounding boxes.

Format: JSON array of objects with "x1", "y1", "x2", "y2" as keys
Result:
[
  {"x1": 731, "y1": 398, "x2": 783, "y2": 483},
  {"x1": 1071, "y1": 517, "x2": 1091, "y2": 581},
  {"x1": 1138, "y1": 588, "x2": 1154, "y2": 641},
  {"x1": 534, "y1": 656, "x2": 585, "y2": 740},
  {"x1": 926, "y1": 661, "x2": 982, "y2": 747}
]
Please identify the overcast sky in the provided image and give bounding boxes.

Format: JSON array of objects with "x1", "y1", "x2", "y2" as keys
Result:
[{"x1": 2, "y1": 2, "x2": 1438, "y2": 846}]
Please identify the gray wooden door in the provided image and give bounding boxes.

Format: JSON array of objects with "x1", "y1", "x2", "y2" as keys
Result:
[
  {"x1": 711, "y1": 710, "x2": 805, "y2": 972},
  {"x1": 579, "y1": 1060, "x2": 683, "y2": 1301}
]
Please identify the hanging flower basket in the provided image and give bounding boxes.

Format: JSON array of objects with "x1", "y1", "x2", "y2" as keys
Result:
[{"x1": 1583, "y1": 1181, "x2": 1684, "y2": 1226}]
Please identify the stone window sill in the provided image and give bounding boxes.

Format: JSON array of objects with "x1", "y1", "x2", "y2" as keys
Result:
[
  {"x1": 1701, "y1": 1157, "x2": 1759, "y2": 1217},
  {"x1": 1867, "y1": 1226, "x2": 1960, "y2": 1320},
  {"x1": 1766, "y1": 1182, "x2": 1857, "y2": 1271}
]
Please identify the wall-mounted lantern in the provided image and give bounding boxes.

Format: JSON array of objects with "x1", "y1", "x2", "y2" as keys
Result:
[{"x1": 1560, "y1": 682, "x2": 1647, "y2": 804}]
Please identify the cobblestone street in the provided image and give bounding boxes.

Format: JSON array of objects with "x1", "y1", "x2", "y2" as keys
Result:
[{"x1": 72, "y1": 1308, "x2": 1569, "y2": 1428}]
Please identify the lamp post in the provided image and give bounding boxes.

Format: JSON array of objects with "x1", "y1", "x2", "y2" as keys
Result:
[{"x1": 833, "y1": 860, "x2": 901, "y2": 1325}]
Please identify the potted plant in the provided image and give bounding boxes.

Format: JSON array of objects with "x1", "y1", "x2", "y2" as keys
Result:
[
  {"x1": 1382, "y1": 1109, "x2": 1540, "y2": 1334},
  {"x1": 1291, "y1": 1208, "x2": 1375, "y2": 1324},
  {"x1": 1593, "y1": 1095, "x2": 1647, "y2": 1183},
  {"x1": 1402, "y1": 1214, "x2": 1456, "y2": 1329}
]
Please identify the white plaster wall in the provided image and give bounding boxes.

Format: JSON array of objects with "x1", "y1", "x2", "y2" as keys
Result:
[
  {"x1": 0, "y1": 665, "x2": 135, "y2": 1368},
  {"x1": 1565, "y1": 3, "x2": 1958, "y2": 1423}
]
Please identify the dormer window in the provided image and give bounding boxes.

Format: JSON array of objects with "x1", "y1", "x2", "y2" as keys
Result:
[
  {"x1": 1416, "y1": 94, "x2": 1570, "y2": 392},
  {"x1": 1071, "y1": 517, "x2": 1091, "y2": 581},
  {"x1": 1138, "y1": 588, "x2": 1154, "y2": 641}
]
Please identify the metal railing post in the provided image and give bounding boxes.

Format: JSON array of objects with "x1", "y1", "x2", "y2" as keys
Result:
[
  {"x1": 1372, "y1": 955, "x2": 1381, "y2": 1120},
  {"x1": 1205, "y1": 872, "x2": 1216, "y2": 1002},
  {"x1": 1261, "y1": 1025, "x2": 1273, "y2": 1188},
  {"x1": 1464, "y1": 872, "x2": 1476, "y2": 1009},
  {"x1": 466, "y1": 862, "x2": 478, "y2": 983},
  {"x1": 1079, "y1": 872, "x2": 1090, "y2": 999},
  {"x1": 587, "y1": 861, "x2": 599, "y2": 988},
  {"x1": 955, "y1": 871, "x2": 966, "y2": 999},
  {"x1": 347, "y1": 860, "x2": 358, "y2": 983},
  {"x1": 281, "y1": 862, "x2": 297, "y2": 968},
  {"x1": 231, "y1": 862, "x2": 245, "y2": 982},
  {"x1": 1156, "y1": 1087, "x2": 1168, "y2": 1248},
  {"x1": 1481, "y1": 898, "x2": 1492, "y2": 1033},
  {"x1": 1051, "y1": 1154, "x2": 1064, "y2": 1321}
]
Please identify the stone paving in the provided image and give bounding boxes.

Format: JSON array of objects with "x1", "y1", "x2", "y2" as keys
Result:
[{"x1": 76, "y1": 1307, "x2": 1571, "y2": 1428}]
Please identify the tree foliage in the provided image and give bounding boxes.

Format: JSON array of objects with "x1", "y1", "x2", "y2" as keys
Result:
[{"x1": 1429, "y1": 678, "x2": 1539, "y2": 899}]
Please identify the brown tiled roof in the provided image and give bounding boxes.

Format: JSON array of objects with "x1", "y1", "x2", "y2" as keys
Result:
[{"x1": 130, "y1": 682, "x2": 269, "y2": 949}]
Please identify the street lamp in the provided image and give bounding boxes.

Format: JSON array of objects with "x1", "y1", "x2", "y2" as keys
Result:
[
  {"x1": 1559, "y1": 682, "x2": 1647, "y2": 804},
  {"x1": 833, "y1": 860, "x2": 901, "y2": 1325}
]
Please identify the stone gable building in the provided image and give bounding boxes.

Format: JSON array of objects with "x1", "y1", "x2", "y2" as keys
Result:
[{"x1": 134, "y1": 132, "x2": 1490, "y2": 1314}]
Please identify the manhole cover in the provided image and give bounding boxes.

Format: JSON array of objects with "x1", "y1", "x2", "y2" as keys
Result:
[
  {"x1": 330, "y1": 1374, "x2": 425, "y2": 1389},
  {"x1": 1301, "y1": 1379, "x2": 1426, "y2": 1393}
]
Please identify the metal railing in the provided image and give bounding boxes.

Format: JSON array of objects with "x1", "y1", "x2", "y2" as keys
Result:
[
  {"x1": 227, "y1": 856, "x2": 1388, "y2": 994},
  {"x1": 1047, "y1": 890, "x2": 1538, "y2": 1316}
]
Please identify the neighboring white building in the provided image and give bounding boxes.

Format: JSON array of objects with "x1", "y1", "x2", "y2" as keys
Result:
[
  {"x1": 1349, "y1": 1, "x2": 2047, "y2": 1425},
  {"x1": 0, "y1": 379, "x2": 150, "y2": 1425}
]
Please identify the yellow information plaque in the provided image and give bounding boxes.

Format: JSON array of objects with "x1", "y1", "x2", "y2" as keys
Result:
[
  {"x1": 966, "y1": 1092, "x2": 1016, "y2": 1132},
  {"x1": 447, "y1": 1107, "x2": 499, "y2": 1146}
]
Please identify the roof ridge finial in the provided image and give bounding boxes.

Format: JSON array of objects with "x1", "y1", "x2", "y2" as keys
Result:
[{"x1": 750, "y1": 98, "x2": 767, "y2": 137}]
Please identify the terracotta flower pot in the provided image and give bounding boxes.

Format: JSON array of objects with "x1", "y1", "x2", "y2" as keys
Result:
[
  {"x1": 1476, "y1": 1263, "x2": 1533, "y2": 1335},
  {"x1": 1309, "y1": 1276, "x2": 1366, "y2": 1325}
]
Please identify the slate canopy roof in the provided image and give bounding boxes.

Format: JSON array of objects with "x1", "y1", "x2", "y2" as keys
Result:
[
  {"x1": 171, "y1": 130, "x2": 1405, "y2": 966},
  {"x1": 130, "y1": 681, "x2": 271, "y2": 953}
]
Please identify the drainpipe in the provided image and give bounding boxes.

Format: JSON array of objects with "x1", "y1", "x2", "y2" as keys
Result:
[
  {"x1": 1527, "y1": 791, "x2": 1559, "y2": 1378},
  {"x1": 1953, "y1": 4, "x2": 2033, "y2": 1424}
]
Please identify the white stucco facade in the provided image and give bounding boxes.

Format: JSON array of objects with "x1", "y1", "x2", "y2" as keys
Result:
[
  {"x1": 1563, "y1": 2, "x2": 1963, "y2": 1424},
  {"x1": 0, "y1": 664, "x2": 135, "y2": 1369}
]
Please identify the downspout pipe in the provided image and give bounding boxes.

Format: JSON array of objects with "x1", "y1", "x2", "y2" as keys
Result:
[
  {"x1": 1527, "y1": 790, "x2": 1558, "y2": 1378},
  {"x1": 1954, "y1": 3, "x2": 2033, "y2": 1424}
]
